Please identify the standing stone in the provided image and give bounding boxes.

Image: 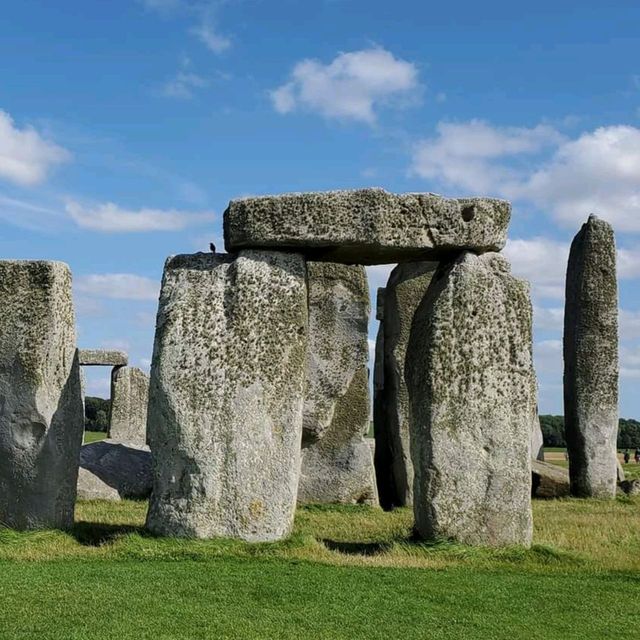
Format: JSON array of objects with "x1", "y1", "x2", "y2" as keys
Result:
[
  {"x1": 532, "y1": 412, "x2": 545, "y2": 462},
  {"x1": 298, "y1": 263, "x2": 376, "y2": 505},
  {"x1": 564, "y1": 215, "x2": 619, "y2": 499},
  {"x1": 146, "y1": 251, "x2": 308, "y2": 542},
  {"x1": 0, "y1": 261, "x2": 84, "y2": 530},
  {"x1": 109, "y1": 366, "x2": 149, "y2": 444},
  {"x1": 379, "y1": 262, "x2": 438, "y2": 509},
  {"x1": 224, "y1": 189, "x2": 511, "y2": 264},
  {"x1": 407, "y1": 252, "x2": 536, "y2": 547}
]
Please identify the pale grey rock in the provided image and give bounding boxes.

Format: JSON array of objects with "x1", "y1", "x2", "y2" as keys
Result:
[
  {"x1": 224, "y1": 189, "x2": 511, "y2": 264},
  {"x1": 407, "y1": 252, "x2": 536, "y2": 547},
  {"x1": 0, "y1": 261, "x2": 84, "y2": 530},
  {"x1": 532, "y1": 413, "x2": 545, "y2": 462},
  {"x1": 109, "y1": 366, "x2": 149, "y2": 444},
  {"x1": 78, "y1": 349, "x2": 128, "y2": 367},
  {"x1": 299, "y1": 263, "x2": 376, "y2": 505},
  {"x1": 146, "y1": 251, "x2": 308, "y2": 541},
  {"x1": 617, "y1": 460, "x2": 625, "y2": 483},
  {"x1": 531, "y1": 460, "x2": 570, "y2": 499},
  {"x1": 79, "y1": 440, "x2": 151, "y2": 499},
  {"x1": 564, "y1": 215, "x2": 619, "y2": 499},
  {"x1": 77, "y1": 467, "x2": 121, "y2": 501},
  {"x1": 379, "y1": 262, "x2": 438, "y2": 509},
  {"x1": 620, "y1": 479, "x2": 640, "y2": 496}
]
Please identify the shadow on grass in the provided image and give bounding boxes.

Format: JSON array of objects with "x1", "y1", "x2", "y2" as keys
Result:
[
  {"x1": 71, "y1": 521, "x2": 145, "y2": 547},
  {"x1": 322, "y1": 539, "x2": 394, "y2": 556}
]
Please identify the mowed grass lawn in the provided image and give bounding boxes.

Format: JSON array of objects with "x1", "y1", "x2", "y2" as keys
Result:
[{"x1": 0, "y1": 497, "x2": 639, "y2": 639}]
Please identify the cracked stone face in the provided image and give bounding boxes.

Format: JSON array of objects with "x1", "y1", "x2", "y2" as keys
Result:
[
  {"x1": 0, "y1": 260, "x2": 84, "y2": 530},
  {"x1": 564, "y1": 215, "x2": 619, "y2": 499},
  {"x1": 406, "y1": 252, "x2": 536, "y2": 548},
  {"x1": 109, "y1": 366, "x2": 149, "y2": 445},
  {"x1": 224, "y1": 189, "x2": 511, "y2": 264},
  {"x1": 145, "y1": 250, "x2": 308, "y2": 542},
  {"x1": 298, "y1": 262, "x2": 377, "y2": 505}
]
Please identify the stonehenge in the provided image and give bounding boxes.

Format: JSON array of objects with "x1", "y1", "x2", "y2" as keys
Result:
[
  {"x1": 224, "y1": 189, "x2": 511, "y2": 264},
  {"x1": 406, "y1": 252, "x2": 536, "y2": 547},
  {"x1": 109, "y1": 366, "x2": 149, "y2": 444},
  {"x1": 146, "y1": 251, "x2": 308, "y2": 542},
  {"x1": 0, "y1": 261, "x2": 84, "y2": 530},
  {"x1": 563, "y1": 215, "x2": 619, "y2": 499},
  {"x1": 298, "y1": 262, "x2": 377, "y2": 505},
  {"x1": 78, "y1": 349, "x2": 128, "y2": 367}
]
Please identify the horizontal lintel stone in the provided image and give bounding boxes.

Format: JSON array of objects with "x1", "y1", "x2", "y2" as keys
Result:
[
  {"x1": 78, "y1": 349, "x2": 128, "y2": 367},
  {"x1": 224, "y1": 188, "x2": 511, "y2": 265}
]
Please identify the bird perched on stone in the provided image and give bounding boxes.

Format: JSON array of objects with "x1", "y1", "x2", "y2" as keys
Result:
[{"x1": 210, "y1": 242, "x2": 216, "y2": 253}]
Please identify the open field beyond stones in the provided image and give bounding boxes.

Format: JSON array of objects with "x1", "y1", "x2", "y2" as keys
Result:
[{"x1": 0, "y1": 499, "x2": 639, "y2": 639}]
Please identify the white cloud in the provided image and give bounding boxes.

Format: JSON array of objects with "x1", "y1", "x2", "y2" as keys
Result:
[
  {"x1": 191, "y1": 20, "x2": 231, "y2": 53},
  {"x1": 270, "y1": 48, "x2": 419, "y2": 124},
  {"x1": 162, "y1": 71, "x2": 209, "y2": 99},
  {"x1": 618, "y1": 246, "x2": 640, "y2": 279},
  {"x1": 75, "y1": 274, "x2": 160, "y2": 301},
  {"x1": 621, "y1": 310, "x2": 640, "y2": 341},
  {"x1": 65, "y1": 200, "x2": 211, "y2": 232},
  {"x1": 411, "y1": 121, "x2": 640, "y2": 232},
  {"x1": 503, "y1": 237, "x2": 570, "y2": 301},
  {"x1": 621, "y1": 345, "x2": 640, "y2": 379},
  {"x1": 533, "y1": 306, "x2": 564, "y2": 331},
  {"x1": 534, "y1": 339, "x2": 563, "y2": 374},
  {"x1": 0, "y1": 110, "x2": 70, "y2": 186}
]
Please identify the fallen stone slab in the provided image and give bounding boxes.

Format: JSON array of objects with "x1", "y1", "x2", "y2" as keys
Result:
[
  {"x1": 78, "y1": 349, "x2": 128, "y2": 367},
  {"x1": 299, "y1": 263, "x2": 376, "y2": 505},
  {"x1": 146, "y1": 251, "x2": 308, "y2": 542},
  {"x1": 564, "y1": 215, "x2": 619, "y2": 499},
  {"x1": 407, "y1": 252, "x2": 536, "y2": 547},
  {"x1": 378, "y1": 261, "x2": 438, "y2": 509},
  {"x1": 79, "y1": 440, "x2": 152, "y2": 499},
  {"x1": 109, "y1": 366, "x2": 149, "y2": 444},
  {"x1": 531, "y1": 460, "x2": 570, "y2": 499},
  {"x1": 0, "y1": 261, "x2": 84, "y2": 530},
  {"x1": 224, "y1": 189, "x2": 511, "y2": 265}
]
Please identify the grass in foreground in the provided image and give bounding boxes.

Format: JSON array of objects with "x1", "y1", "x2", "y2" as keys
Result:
[{"x1": 0, "y1": 499, "x2": 638, "y2": 639}]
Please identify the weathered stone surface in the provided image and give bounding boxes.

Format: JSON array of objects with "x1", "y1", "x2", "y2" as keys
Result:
[
  {"x1": 109, "y1": 367, "x2": 149, "y2": 444},
  {"x1": 620, "y1": 479, "x2": 640, "y2": 496},
  {"x1": 79, "y1": 440, "x2": 151, "y2": 499},
  {"x1": 532, "y1": 414, "x2": 545, "y2": 462},
  {"x1": 77, "y1": 466, "x2": 121, "y2": 501},
  {"x1": 379, "y1": 262, "x2": 438, "y2": 509},
  {"x1": 224, "y1": 189, "x2": 511, "y2": 264},
  {"x1": 564, "y1": 215, "x2": 619, "y2": 499},
  {"x1": 531, "y1": 460, "x2": 570, "y2": 499},
  {"x1": 407, "y1": 252, "x2": 536, "y2": 547},
  {"x1": 146, "y1": 251, "x2": 308, "y2": 541},
  {"x1": 299, "y1": 263, "x2": 376, "y2": 505},
  {"x1": 617, "y1": 460, "x2": 625, "y2": 483},
  {"x1": 78, "y1": 349, "x2": 128, "y2": 367},
  {"x1": 0, "y1": 261, "x2": 84, "y2": 530}
]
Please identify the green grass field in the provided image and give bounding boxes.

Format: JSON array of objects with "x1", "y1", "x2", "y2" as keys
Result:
[
  {"x1": 83, "y1": 430, "x2": 107, "y2": 444},
  {"x1": 1, "y1": 497, "x2": 639, "y2": 639}
]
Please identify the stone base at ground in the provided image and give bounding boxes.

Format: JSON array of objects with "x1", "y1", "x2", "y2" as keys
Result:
[
  {"x1": 531, "y1": 460, "x2": 570, "y2": 499},
  {"x1": 224, "y1": 189, "x2": 511, "y2": 264},
  {"x1": 0, "y1": 261, "x2": 84, "y2": 530},
  {"x1": 146, "y1": 251, "x2": 308, "y2": 542},
  {"x1": 109, "y1": 366, "x2": 149, "y2": 444},
  {"x1": 407, "y1": 252, "x2": 535, "y2": 547},
  {"x1": 79, "y1": 440, "x2": 152, "y2": 499}
]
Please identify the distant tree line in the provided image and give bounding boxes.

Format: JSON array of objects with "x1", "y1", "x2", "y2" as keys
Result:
[
  {"x1": 85, "y1": 396, "x2": 111, "y2": 432},
  {"x1": 540, "y1": 415, "x2": 640, "y2": 449}
]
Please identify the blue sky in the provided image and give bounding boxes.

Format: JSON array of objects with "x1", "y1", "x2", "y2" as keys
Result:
[{"x1": 0, "y1": 0, "x2": 638, "y2": 415}]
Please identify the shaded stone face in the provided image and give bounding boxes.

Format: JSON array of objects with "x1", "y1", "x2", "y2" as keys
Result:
[
  {"x1": 407, "y1": 252, "x2": 536, "y2": 548},
  {"x1": 224, "y1": 189, "x2": 511, "y2": 264},
  {"x1": 531, "y1": 413, "x2": 545, "y2": 462},
  {"x1": 78, "y1": 350, "x2": 128, "y2": 367},
  {"x1": 146, "y1": 251, "x2": 308, "y2": 542},
  {"x1": 0, "y1": 261, "x2": 84, "y2": 530},
  {"x1": 298, "y1": 263, "x2": 376, "y2": 505},
  {"x1": 109, "y1": 366, "x2": 150, "y2": 445},
  {"x1": 563, "y1": 215, "x2": 619, "y2": 499},
  {"x1": 376, "y1": 262, "x2": 438, "y2": 510}
]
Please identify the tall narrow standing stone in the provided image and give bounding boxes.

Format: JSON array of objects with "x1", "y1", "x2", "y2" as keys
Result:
[
  {"x1": 407, "y1": 252, "x2": 536, "y2": 547},
  {"x1": 298, "y1": 263, "x2": 376, "y2": 505},
  {"x1": 0, "y1": 261, "x2": 84, "y2": 530},
  {"x1": 109, "y1": 366, "x2": 150, "y2": 444},
  {"x1": 564, "y1": 215, "x2": 619, "y2": 499},
  {"x1": 146, "y1": 251, "x2": 308, "y2": 542},
  {"x1": 379, "y1": 262, "x2": 438, "y2": 509}
]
